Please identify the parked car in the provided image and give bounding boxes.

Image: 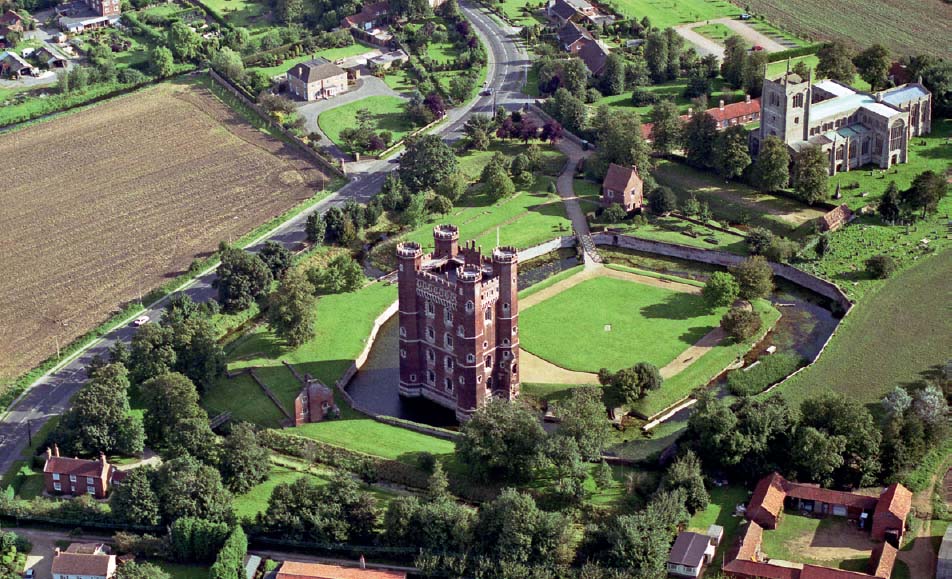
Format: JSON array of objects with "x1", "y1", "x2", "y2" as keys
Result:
[
  {"x1": 24, "y1": 569, "x2": 34, "y2": 579},
  {"x1": 751, "y1": 45, "x2": 764, "y2": 51},
  {"x1": 740, "y1": 12, "x2": 752, "y2": 19},
  {"x1": 133, "y1": 315, "x2": 150, "y2": 327},
  {"x1": 482, "y1": 88, "x2": 493, "y2": 96}
]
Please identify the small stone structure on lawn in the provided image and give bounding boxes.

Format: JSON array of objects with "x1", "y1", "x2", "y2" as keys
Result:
[{"x1": 293, "y1": 378, "x2": 338, "y2": 425}]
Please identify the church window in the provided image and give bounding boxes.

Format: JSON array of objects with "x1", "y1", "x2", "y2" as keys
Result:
[
  {"x1": 794, "y1": 117, "x2": 799, "y2": 124},
  {"x1": 465, "y1": 300, "x2": 474, "y2": 313}
]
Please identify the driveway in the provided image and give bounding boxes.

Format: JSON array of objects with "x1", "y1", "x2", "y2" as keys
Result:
[
  {"x1": 14, "y1": 527, "x2": 113, "y2": 579},
  {"x1": 675, "y1": 17, "x2": 793, "y2": 60},
  {"x1": 295, "y1": 74, "x2": 406, "y2": 160}
]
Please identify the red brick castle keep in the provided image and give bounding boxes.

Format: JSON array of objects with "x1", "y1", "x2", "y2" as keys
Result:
[{"x1": 397, "y1": 225, "x2": 520, "y2": 421}]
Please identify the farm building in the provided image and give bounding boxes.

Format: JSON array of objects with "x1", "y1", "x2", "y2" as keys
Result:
[
  {"x1": 342, "y1": 1, "x2": 389, "y2": 31},
  {"x1": 287, "y1": 58, "x2": 348, "y2": 101},
  {"x1": 0, "y1": 50, "x2": 34, "y2": 77},
  {"x1": 276, "y1": 560, "x2": 406, "y2": 579},
  {"x1": 938, "y1": 524, "x2": 952, "y2": 579},
  {"x1": 818, "y1": 204, "x2": 854, "y2": 232},
  {"x1": 754, "y1": 68, "x2": 932, "y2": 175},
  {"x1": 601, "y1": 163, "x2": 643, "y2": 212}
]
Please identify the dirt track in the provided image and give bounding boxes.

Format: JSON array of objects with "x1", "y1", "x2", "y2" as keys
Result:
[{"x1": 0, "y1": 81, "x2": 327, "y2": 385}]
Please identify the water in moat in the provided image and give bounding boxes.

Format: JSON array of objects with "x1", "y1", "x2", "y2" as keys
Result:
[{"x1": 345, "y1": 247, "x2": 840, "y2": 428}]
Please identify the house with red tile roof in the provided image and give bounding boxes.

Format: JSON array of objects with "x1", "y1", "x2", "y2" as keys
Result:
[
  {"x1": 43, "y1": 445, "x2": 121, "y2": 499},
  {"x1": 601, "y1": 163, "x2": 643, "y2": 212},
  {"x1": 818, "y1": 204, "x2": 854, "y2": 232},
  {"x1": 708, "y1": 96, "x2": 761, "y2": 129},
  {"x1": 51, "y1": 544, "x2": 116, "y2": 579},
  {"x1": 276, "y1": 560, "x2": 407, "y2": 579},
  {"x1": 342, "y1": 1, "x2": 389, "y2": 31}
]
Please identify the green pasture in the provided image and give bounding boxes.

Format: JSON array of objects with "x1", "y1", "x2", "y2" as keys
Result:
[
  {"x1": 292, "y1": 419, "x2": 456, "y2": 461},
  {"x1": 249, "y1": 42, "x2": 377, "y2": 77},
  {"x1": 590, "y1": 77, "x2": 745, "y2": 124},
  {"x1": 599, "y1": 0, "x2": 737, "y2": 28}
]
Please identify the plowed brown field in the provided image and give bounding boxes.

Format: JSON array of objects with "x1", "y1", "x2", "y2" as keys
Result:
[{"x1": 0, "y1": 80, "x2": 327, "y2": 386}]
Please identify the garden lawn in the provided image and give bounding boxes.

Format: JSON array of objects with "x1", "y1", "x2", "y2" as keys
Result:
[
  {"x1": 425, "y1": 40, "x2": 459, "y2": 63},
  {"x1": 317, "y1": 96, "x2": 413, "y2": 150},
  {"x1": 233, "y1": 463, "x2": 331, "y2": 519},
  {"x1": 497, "y1": 0, "x2": 545, "y2": 25},
  {"x1": 293, "y1": 419, "x2": 456, "y2": 461},
  {"x1": 205, "y1": 281, "x2": 397, "y2": 424},
  {"x1": 154, "y1": 563, "x2": 210, "y2": 579},
  {"x1": 250, "y1": 42, "x2": 377, "y2": 77},
  {"x1": 196, "y1": 0, "x2": 268, "y2": 28},
  {"x1": 601, "y1": 0, "x2": 736, "y2": 28},
  {"x1": 760, "y1": 512, "x2": 877, "y2": 568},
  {"x1": 688, "y1": 486, "x2": 749, "y2": 569},
  {"x1": 520, "y1": 276, "x2": 724, "y2": 373},
  {"x1": 591, "y1": 77, "x2": 744, "y2": 124},
  {"x1": 772, "y1": 248, "x2": 952, "y2": 409}
]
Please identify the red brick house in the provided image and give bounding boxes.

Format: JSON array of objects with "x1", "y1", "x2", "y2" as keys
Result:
[
  {"x1": 601, "y1": 163, "x2": 643, "y2": 212},
  {"x1": 341, "y1": 1, "x2": 389, "y2": 31},
  {"x1": 818, "y1": 204, "x2": 854, "y2": 232},
  {"x1": 707, "y1": 96, "x2": 761, "y2": 129},
  {"x1": 293, "y1": 379, "x2": 337, "y2": 425},
  {"x1": 43, "y1": 445, "x2": 119, "y2": 499},
  {"x1": 52, "y1": 544, "x2": 116, "y2": 579},
  {"x1": 276, "y1": 561, "x2": 406, "y2": 579}
]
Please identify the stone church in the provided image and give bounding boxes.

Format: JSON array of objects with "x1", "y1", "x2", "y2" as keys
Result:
[{"x1": 753, "y1": 67, "x2": 932, "y2": 175}]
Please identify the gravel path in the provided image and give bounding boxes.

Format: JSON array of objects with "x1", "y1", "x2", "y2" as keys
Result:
[{"x1": 674, "y1": 17, "x2": 792, "y2": 60}]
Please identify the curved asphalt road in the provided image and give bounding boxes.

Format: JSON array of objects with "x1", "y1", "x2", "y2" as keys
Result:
[{"x1": 0, "y1": 1, "x2": 530, "y2": 475}]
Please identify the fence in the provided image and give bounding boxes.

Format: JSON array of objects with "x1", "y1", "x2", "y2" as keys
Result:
[{"x1": 207, "y1": 69, "x2": 345, "y2": 179}]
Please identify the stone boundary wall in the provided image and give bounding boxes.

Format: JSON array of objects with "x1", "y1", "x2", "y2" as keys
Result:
[
  {"x1": 517, "y1": 236, "x2": 576, "y2": 262},
  {"x1": 207, "y1": 69, "x2": 346, "y2": 178}
]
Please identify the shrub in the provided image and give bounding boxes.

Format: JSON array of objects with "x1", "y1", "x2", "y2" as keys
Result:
[
  {"x1": 720, "y1": 307, "x2": 762, "y2": 342},
  {"x1": 866, "y1": 254, "x2": 897, "y2": 279},
  {"x1": 602, "y1": 203, "x2": 627, "y2": 224},
  {"x1": 702, "y1": 272, "x2": 740, "y2": 309},
  {"x1": 631, "y1": 87, "x2": 658, "y2": 106},
  {"x1": 764, "y1": 237, "x2": 799, "y2": 263},
  {"x1": 727, "y1": 352, "x2": 804, "y2": 396},
  {"x1": 647, "y1": 186, "x2": 677, "y2": 215},
  {"x1": 746, "y1": 227, "x2": 774, "y2": 255}
]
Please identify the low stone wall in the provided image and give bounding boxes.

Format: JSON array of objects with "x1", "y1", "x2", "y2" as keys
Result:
[{"x1": 517, "y1": 236, "x2": 576, "y2": 262}]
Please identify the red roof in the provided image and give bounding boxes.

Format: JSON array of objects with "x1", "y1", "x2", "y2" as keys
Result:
[
  {"x1": 819, "y1": 204, "x2": 854, "y2": 231},
  {"x1": 343, "y1": 1, "x2": 388, "y2": 28},
  {"x1": 874, "y1": 484, "x2": 912, "y2": 524},
  {"x1": 0, "y1": 10, "x2": 23, "y2": 25},
  {"x1": 748, "y1": 472, "x2": 787, "y2": 521},
  {"x1": 707, "y1": 97, "x2": 760, "y2": 123},
  {"x1": 800, "y1": 565, "x2": 878, "y2": 579},
  {"x1": 44, "y1": 455, "x2": 111, "y2": 481},
  {"x1": 51, "y1": 552, "x2": 115, "y2": 577},
  {"x1": 785, "y1": 483, "x2": 878, "y2": 510},
  {"x1": 276, "y1": 561, "x2": 407, "y2": 579},
  {"x1": 602, "y1": 163, "x2": 642, "y2": 194},
  {"x1": 869, "y1": 543, "x2": 897, "y2": 579}
]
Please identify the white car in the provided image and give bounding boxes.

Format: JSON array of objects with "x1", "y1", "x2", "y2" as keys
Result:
[{"x1": 133, "y1": 315, "x2": 150, "y2": 327}]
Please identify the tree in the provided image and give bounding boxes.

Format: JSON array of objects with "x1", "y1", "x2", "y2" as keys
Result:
[
  {"x1": 540, "y1": 118, "x2": 564, "y2": 144},
  {"x1": 817, "y1": 42, "x2": 856, "y2": 83},
  {"x1": 139, "y1": 372, "x2": 206, "y2": 449},
  {"x1": 305, "y1": 212, "x2": 326, "y2": 244},
  {"x1": 729, "y1": 256, "x2": 773, "y2": 300},
  {"x1": 209, "y1": 47, "x2": 244, "y2": 80},
  {"x1": 260, "y1": 473, "x2": 378, "y2": 543},
  {"x1": 713, "y1": 125, "x2": 752, "y2": 179},
  {"x1": 800, "y1": 393, "x2": 881, "y2": 487},
  {"x1": 720, "y1": 307, "x2": 762, "y2": 341},
  {"x1": 660, "y1": 450, "x2": 709, "y2": 514},
  {"x1": 647, "y1": 186, "x2": 677, "y2": 215},
  {"x1": 214, "y1": 245, "x2": 273, "y2": 313},
  {"x1": 457, "y1": 399, "x2": 546, "y2": 483},
  {"x1": 151, "y1": 46, "x2": 174, "y2": 78},
  {"x1": 702, "y1": 272, "x2": 740, "y2": 309},
  {"x1": 882, "y1": 386, "x2": 913, "y2": 418},
  {"x1": 865, "y1": 255, "x2": 897, "y2": 279},
  {"x1": 853, "y1": 44, "x2": 890, "y2": 90},
  {"x1": 683, "y1": 110, "x2": 718, "y2": 169},
  {"x1": 155, "y1": 456, "x2": 234, "y2": 525},
  {"x1": 644, "y1": 28, "x2": 668, "y2": 82},
  {"x1": 594, "y1": 460, "x2": 613, "y2": 489},
  {"x1": 463, "y1": 114, "x2": 494, "y2": 150},
  {"x1": 257, "y1": 241, "x2": 293, "y2": 279},
  {"x1": 878, "y1": 181, "x2": 902, "y2": 223},
  {"x1": 167, "y1": 21, "x2": 202, "y2": 61},
  {"x1": 746, "y1": 227, "x2": 774, "y2": 255},
  {"x1": 435, "y1": 171, "x2": 468, "y2": 202},
  {"x1": 603, "y1": 203, "x2": 627, "y2": 224},
  {"x1": 170, "y1": 517, "x2": 229, "y2": 562},
  {"x1": 721, "y1": 35, "x2": 747, "y2": 88},
  {"x1": 764, "y1": 237, "x2": 799, "y2": 263},
  {"x1": 54, "y1": 363, "x2": 145, "y2": 457},
  {"x1": 485, "y1": 166, "x2": 516, "y2": 200},
  {"x1": 599, "y1": 362, "x2": 662, "y2": 408},
  {"x1": 555, "y1": 386, "x2": 610, "y2": 460},
  {"x1": 791, "y1": 145, "x2": 829, "y2": 204},
  {"x1": 115, "y1": 563, "x2": 171, "y2": 579},
  {"x1": 219, "y1": 423, "x2": 270, "y2": 493},
  {"x1": 110, "y1": 467, "x2": 160, "y2": 526},
  {"x1": 600, "y1": 53, "x2": 627, "y2": 96},
  {"x1": 401, "y1": 192, "x2": 429, "y2": 229},
  {"x1": 308, "y1": 254, "x2": 365, "y2": 294},
  {"x1": 589, "y1": 107, "x2": 650, "y2": 174},
  {"x1": 268, "y1": 269, "x2": 316, "y2": 347},
  {"x1": 921, "y1": 59, "x2": 952, "y2": 116},
  {"x1": 274, "y1": 0, "x2": 303, "y2": 23},
  {"x1": 544, "y1": 88, "x2": 587, "y2": 134},
  {"x1": 399, "y1": 134, "x2": 459, "y2": 192},
  {"x1": 751, "y1": 136, "x2": 790, "y2": 193},
  {"x1": 901, "y1": 170, "x2": 948, "y2": 218},
  {"x1": 649, "y1": 100, "x2": 683, "y2": 157},
  {"x1": 793, "y1": 426, "x2": 847, "y2": 487},
  {"x1": 128, "y1": 323, "x2": 176, "y2": 385}
]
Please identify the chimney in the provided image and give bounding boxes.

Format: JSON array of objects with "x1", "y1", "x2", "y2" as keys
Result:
[
  {"x1": 53, "y1": 443, "x2": 60, "y2": 457},
  {"x1": 687, "y1": 107, "x2": 693, "y2": 116},
  {"x1": 719, "y1": 100, "x2": 725, "y2": 110},
  {"x1": 46, "y1": 447, "x2": 53, "y2": 460},
  {"x1": 745, "y1": 94, "x2": 751, "y2": 103},
  {"x1": 100, "y1": 452, "x2": 107, "y2": 465}
]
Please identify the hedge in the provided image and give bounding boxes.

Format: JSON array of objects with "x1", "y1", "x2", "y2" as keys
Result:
[
  {"x1": 727, "y1": 352, "x2": 803, "y2": 396},
  {"x1": 766, "y1": 44, "x2": 822, "y2": 63},
  {"x1": 170, "y1": 518, "x2": 229, "y2": 563},
  {"x1": 209, "y1": 526, "x2": 247, "y2": 579}
]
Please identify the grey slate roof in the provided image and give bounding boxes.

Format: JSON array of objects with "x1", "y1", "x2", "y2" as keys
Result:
[
  {"x1": 668, "y1": 532, "x2": 709, "y2": 567},
  {"x1": 288, "y1": 58, "x2": 345, "y2": 83}
]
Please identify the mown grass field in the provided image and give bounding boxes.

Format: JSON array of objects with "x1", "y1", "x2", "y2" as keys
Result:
[
  {"x1": 760, "y1": 512, "x2": 878, "y2": 569},
  {"x1": 249, "y1": 42, "x2": 377, "y2": 77},
  {"x1": 773, "y1": 248, "x2": 952, "y2": 409},
  {"x1": 318, "y1": 95, "x2": 413, "y2": 151},
  {"x1": 688, "y1": 486, "x2": 749, "y2": 570},
  {"x1": 0, "y1": 80, "x2": 326, "y2": 390},
  {"x1": 197, "y1": 0, "x2": 269, "y2": 28},
  {"x1": 294, "y1": 419, "x2": 456, "y2": 461},
  {"x1": 520, "y1": 276, "x2": 724, "y2": 373},
  {"x1": 496, "y1": 0, "x2": 545, "y2": 25},
  {"x1": 741, "y1": 0, "x2": 952, "y2": 57},
  {"x1": 590, "y1": 77, "x2": 745, "y2": 124},
  {"x1": 600, "y1": 0, "x2": 737, "y2": 28}
]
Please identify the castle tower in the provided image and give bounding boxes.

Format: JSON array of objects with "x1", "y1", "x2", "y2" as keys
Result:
[
  {"x1": 759, "y1": 68, "x2": 811, "y2": 145},
  {"x1": 396, "y1": 226, "x2": 521, "y2": 421}
]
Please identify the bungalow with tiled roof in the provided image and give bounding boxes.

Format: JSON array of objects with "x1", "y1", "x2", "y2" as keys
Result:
[
  {"x1": 577, "y1": 39, "x2": 609, "y2": 76},
  {"x1": 42, "y1": 445, "x2": 121, "y2": 499},
  {"x1": 601, "y1": 163, "x2": 643, "y2": 212},
  {"x1": 818, "y1": 204, "x2": 854, "y2": 232},
  {"x1": 51, "y1": 544, "x2": 116, "y2": 579},
  {"x1": 276, "y1": 560, "x2": 407, "y2": 579}
]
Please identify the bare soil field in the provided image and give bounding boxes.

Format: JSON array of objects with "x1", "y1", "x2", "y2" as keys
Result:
[
  {"x1": 0, "y1": 80, "x2": 326, "y2": 386},
  {"x1": 742, "y1": 0, "x2": 952, "y2": 58}
]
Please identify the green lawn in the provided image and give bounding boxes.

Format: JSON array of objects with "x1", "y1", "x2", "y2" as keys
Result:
[
  {"x1": 520, "y1": 276, "x2": 724, "y2": 373},
  {"x1": 233, "y1": 463, "x2": 330, "y2": 519},
  {"x1": 688, "y1": 486, "x2": 749, "y2": 570},
  {"x1": 600, "y1": 0, "x2": 737, "y2": 27},
  {"x1": 519, "y1": 265, "x2": 585, "y2": 299},
  {"x1": 250, "y1": 42, "x2": 377, "y2": 77},
  {"x1": 381, "y1": 68, "x2": 415, "y2": 92},
  {"x1": 425, "y1": 40, "x2": 459, "y2": 63},
  {"x1": 760, "y1": 512, "x2": 877, "y2": 568},
  {"x1": 773, "y1": 247, "x2": 952, "y2": 409},
  {"x1": 293, "y1": 419, "x2": 456, "y2": 461},
  {"x1": 653, "y1": 160, "x2": 826, "y2": 239},
  {"x1": 317, "y1": 95, "x2": 413, "y2": 151},
  {"x1": 196, "y1": 0, "x2": 268, "y2": 28},
  {"x1": 590, "y1": 77, "x2": 745, "y2": 124},
  {"x1": 694, "y1": 22, "x2": 740, "y2": 44},
  {"x1": 154, "y1": 562, "x2": 210, "y2": 579}
]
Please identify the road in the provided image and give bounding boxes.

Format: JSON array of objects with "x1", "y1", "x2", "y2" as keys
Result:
[{"x1": 0, "y1": 0, "x2": 530, "y2": 476}]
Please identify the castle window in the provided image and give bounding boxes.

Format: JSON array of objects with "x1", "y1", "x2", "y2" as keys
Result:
[
  {"x1": 459, "y1": 375, "x2": 465, "y2": 385},
  {"x1": 445, "y1": 357, "x2": 454, "y2": 371},
  {"x1": 485, "y1": 355, "x2": 492, "y2": 368},
  {"x1": 426, "y1": 349, "x2": 435, "y2": 363},
  {"x1": 444, "y1": 309, "x2": 453, "y2": 325},
  {"x1": 457, "y1": 325, "x2": 465, "y2": 337},
  {"x1": 399, "y1": 263, "x2": 403, "y2": 272},
  {"x1": 513, "y1": 326, "x2": 518, "y2": 335},
  {"x1": 425, "y1": 301, "x2": 435, "y2": 318},
  {"x1": 503, "y1": 350, "x2": 511, "y2": 360},
  {"x1": 477, "y1": 375, "x2": 482, "y2": 384},
  {"x1": 444, "y1": 378, "x2": 454, "y2": 393},
  {"x1": 483, "y1": 340, "x2": 489, "y2": 348},
  {"x1": 444, "y1": 334, "x2": 454, "y2": 349},
  {"x1": 426, "y1": 370, "x2": 435, "y2": 384},
  {"x1": 426, "y1": 326, "x2": 435, "y2": 342},
  {"x1": 465, "y1": 300, "x2": 474, "y2": 313},
  {"x1": 512, "y1": 364, "x2": 517, "y2": 375},
  {"x1": 410, "y1": 373, "x2": 417, "y2": 382},
  {"x1": 399, "y1": 326, "x2": 407, "y2": 337},
  {"x1": 502, "y1": 303, "x2": 510, "y2": 313},
  {"x1": 503, "y1": 338, "x2": 510, "y2": 346},
  {"x1": 485, "y1": 307, "x2": 492, "y2": 322},
  {"x1": 400, "y1": 348, "x2": 407, "y2": 359},
  {"x1": 466, "y1": 354, "x2": 475, "y2": 363}
]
